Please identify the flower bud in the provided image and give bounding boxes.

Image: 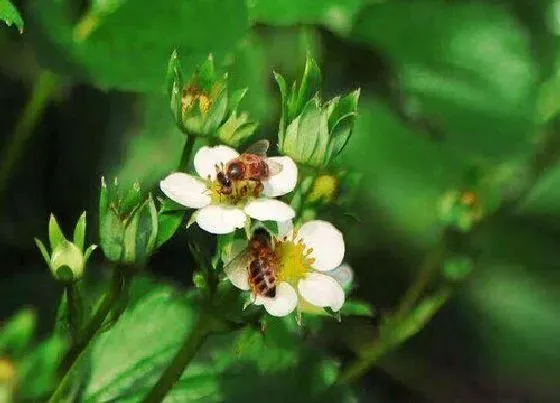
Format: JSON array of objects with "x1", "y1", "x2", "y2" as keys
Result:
[
  {"x1": 439, "y1": 190, "x2": 483, "y2": 232},
  {"x1": 99, "y1": 178, "x2": 158, "y2": 266},
  {"x1": 166, "y1": 51, "x2": 257, "y2": 143},
  {"x1": 50, "y1": 240, "x2": 84, "y2": 281},
  {"x1": 34, "y1": 212, "x2": 96, "y2": 282},
  {"x1": 275, "y1": 53, "x2": 360, "y2": 167},
  {"x1": 307, "y1": 174, "x2": 338, "y2": 204}
]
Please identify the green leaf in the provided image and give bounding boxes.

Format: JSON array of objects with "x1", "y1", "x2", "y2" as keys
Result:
[
  {"x1": 79, "y1": 279, "x2": 353, "y2": 402},
  {"x1": 48, "y1": 214, "x2": 66, "y2": 250},
  {"x1": 249, "y1": 0, "x2": 364, "y2": 35},
  {"x1": 73, "y1": 211, "x2": 87, "y2": 251},
  {"x1": 0, "y1": 0, "x2": 24, "y2": 33},
  {"x1": 17, "y1": 335, "x2": 67, "y2": 400},
  {"x1": 80, "y1": 278, "x2": 199, "y2": 402},
  {"x1": 0, "y1": 309, "x2": 36, "y2": 356},
  {"x1": 32, "y1": 0, "x2": 249, "y2": 91},
  {"x1": 352, "y1": 1, "x2": 537, "y2": 161}
]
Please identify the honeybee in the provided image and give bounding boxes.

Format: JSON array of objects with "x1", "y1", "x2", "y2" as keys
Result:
[
  {"x1": 225, "y1": 228, "x2": 277, "y2": 298},
  {"x1": 216, "y1": 140, "x2": 283, "y2": 196}
]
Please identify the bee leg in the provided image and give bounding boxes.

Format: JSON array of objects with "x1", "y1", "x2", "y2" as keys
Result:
[{"x1": 255, "y1": 181, "x2": 264, "y2": 196}]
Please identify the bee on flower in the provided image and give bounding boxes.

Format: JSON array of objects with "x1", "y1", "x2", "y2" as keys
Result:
[
  {"x1": 160, "y1": 141, "x2": 298, "y2": 234},
  {"x1": 224, "y1": 220, "x2": 346, "y2": 317}
]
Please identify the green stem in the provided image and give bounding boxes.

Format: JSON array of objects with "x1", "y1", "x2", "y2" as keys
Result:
[
  {"x1": 335, "y1": 236, "x2": 447, "y2": 386},
  {"x1": 65, "y1": 284, "x2": 83, "y2": 344},
  {"x1": 141, "y1": 311, "x2": 214, "y2": 403},
  {"x1": 179, "y1": 135, "x2": 196, "y2": 172},
  {"x1": 49, "y1": 270, "x2": 124, "y2": 403},
  {"x1": 0, "y1": 71, "x2": 59, "y2": 199}
]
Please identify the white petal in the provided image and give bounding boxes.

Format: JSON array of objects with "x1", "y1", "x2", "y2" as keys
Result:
[
  {"x1": 263, "y1": 156, "x2": 298, "y2": 197},
  {"x1": 298, "y1": 273, "x2": 345, "y2": 312},
  {"x1": 194, "y1": 145, "x2": 239, "y2": 180},
  {"x1": 244, "y1": 199, "x2": 295, "y2": 222},
  {"x1": 195, "y1": 205, "x2": 247, "y2": 234},
  {"x1": 295, "y1": 220, "x2": 344, "y2": 272},
  {"x1": 277, "y1": 220, "x2": 294, "y2": 238},
  {"x1": 254, "y1": 282, "x2": 298, "y2": 317},
  {"x1": 223, "y1": 239, "x2": 250, "y2": 290},
  {"x1": 160, "y1": 173, "x2": 211, "y2": 209}
]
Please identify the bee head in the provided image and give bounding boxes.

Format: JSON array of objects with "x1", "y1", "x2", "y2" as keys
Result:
[
  {"x1": 227, "y1": 161, "x2": 245, "y2": 180},
  {"x1": 250, "y1": 228, "x2": 271, "y2": 250}
]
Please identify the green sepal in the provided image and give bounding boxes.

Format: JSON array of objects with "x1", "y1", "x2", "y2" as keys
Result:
[
  {"x1": 186, "y1": 210, "x2": 199, "y2": 229},
  {"x1": 83, "y1": 244, "x2": 97, "y2": 264},
  {"x1": 99, "y1": 210, "x2": 125, "y2": 262},
  {"x1": 339, "y1": 300, "x2": 375, "y2": 317},
  {"x1": 273, "y1": 71, "x2": 288, "y2": 148},
  {"x1": 202, "y1": 85, "x2": 228, "y2": 134},
  {"x1": 48, "y1": 214, "x2": 66, "y2": 250},
  {"x1": 229, "y1": 87, "x2": 248, "y2": 111},
  {"x1": 324, "y1": 89, "x2": 360, "y2": 164},
  {"x1": 34, "y1": 238, "x2": 50, "y2": 266},
  {"x1": 290, "y1": 52, "x2": 321, "y2": 120},
  {"x1": 72, "y1": 211, "x2": 87, "y2": 251},
  {"x1": 217, "y1": 111, "x2": 258, "y2": 147}
]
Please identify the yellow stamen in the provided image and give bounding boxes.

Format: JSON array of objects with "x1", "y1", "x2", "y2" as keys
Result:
[
  {"x1": 208, "y1": 179, "x2": 264, "y2": 206},
  {"x1": 274, "y1": 231, "x2": 315, "y2": 285}
]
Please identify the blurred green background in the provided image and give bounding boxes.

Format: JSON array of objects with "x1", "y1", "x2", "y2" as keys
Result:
[{"x1": 2, "y1": 0, "x2": 560, "y2": 402}]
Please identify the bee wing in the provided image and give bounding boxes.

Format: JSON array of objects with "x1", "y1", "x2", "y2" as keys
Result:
[
  {"x1": 223, "y1": 248, "x2": 251, "y2": 291},
  {"x1": 265, "y1": 158, "x2": 284, "y2": 176},
  {"x1": 244, "y1": 139, "x2": 270, "y2": 157}
]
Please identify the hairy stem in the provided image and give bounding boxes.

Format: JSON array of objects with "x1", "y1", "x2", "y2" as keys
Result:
[
  {"x1": 179, "y1": 135, "x2": 196, "y2": 172},
  {"x1": 141, "y1": 310, "x2": 214, "y2": 403},
  {"x1": 48, "y1": 270, "x2": 124, "y2": 403},
  {"x1": 0, "y1": 71, "x2": 59, "y2": 199},
  {"x1": 65, "y1": 284, "x2": 83, "y2": 344}
]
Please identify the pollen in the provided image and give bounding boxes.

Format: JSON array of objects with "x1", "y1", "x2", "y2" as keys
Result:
[
  {"x1": 208, "y1": 179, "x2": 263, "y2": 206},
  {"x1": 274, "y1": 232, "x2": 315, "y2": 284}
]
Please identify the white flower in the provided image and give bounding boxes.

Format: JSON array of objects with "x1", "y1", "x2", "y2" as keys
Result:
[
  {"x1": 226, "y1": 220, "x2": 346, "y2": 317},
  {"x1": 160, "y1": 145, "x2": 298, "y2": 234}
]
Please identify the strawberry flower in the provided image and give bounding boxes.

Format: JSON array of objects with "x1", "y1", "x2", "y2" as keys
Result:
[
  {"x1": 160, "y1": 145, "x2": 298, "y2": 234},
  {"x1": 226, "y1": 220, "x2": 346, "y2": 317}
]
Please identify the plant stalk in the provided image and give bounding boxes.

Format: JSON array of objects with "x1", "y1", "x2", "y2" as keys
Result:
[
  {"x1": 48, "y1": 270, "x2": 124, "y2": 403},
  {"x1": 179, "y1": 135, "x2": 196, "y2": 172},
  {"x1": 0, "y1": 71, "x2": 59, "y2": 199}
]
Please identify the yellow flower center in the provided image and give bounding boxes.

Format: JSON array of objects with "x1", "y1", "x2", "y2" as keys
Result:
[
  {"x1": 274, "y1": 231, "x2": 315, "y2": 285},
  {"x1": 208, "y1": 179, "x2": 263, "y2": 206}
]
